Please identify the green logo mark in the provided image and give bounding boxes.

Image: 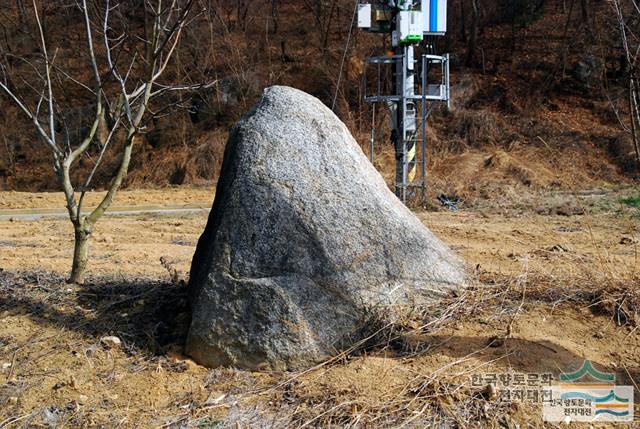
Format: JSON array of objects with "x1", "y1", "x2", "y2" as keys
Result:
[{"x1": 559, "y1": 360, "x2": 615, "y2": 382}]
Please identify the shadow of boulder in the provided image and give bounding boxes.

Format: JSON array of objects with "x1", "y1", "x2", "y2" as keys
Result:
[{"x1": 0, "y1": 270, "x2": 190, "y2": 356}]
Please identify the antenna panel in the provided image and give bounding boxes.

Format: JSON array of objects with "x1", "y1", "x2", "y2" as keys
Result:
[{"x1": 421, "y1": 0, "x2": 447, "y2": 35}]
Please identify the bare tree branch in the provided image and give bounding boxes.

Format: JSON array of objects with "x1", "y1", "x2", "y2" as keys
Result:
[
  {"x1": 32, "y1": 0, "x2": 57, "y2": 151},
  {"x1": 1, "y1": 0, "x2": 197, "y2": 283}
]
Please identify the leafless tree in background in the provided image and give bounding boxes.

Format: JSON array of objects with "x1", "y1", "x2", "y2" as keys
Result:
[
  {"x1": 465, "y1": 0, "x2": 479, "y2": 67},
  {"x1": 0, "y1": 0, "x2": 196, "y2": 283},
  {"x1": 611, "y1": 0, "x2": 640, "y2": 169}
]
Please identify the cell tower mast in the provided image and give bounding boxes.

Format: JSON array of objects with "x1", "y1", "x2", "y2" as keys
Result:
[{"x1": 358, "y1": 0, "x2": 450, "y2": 203}]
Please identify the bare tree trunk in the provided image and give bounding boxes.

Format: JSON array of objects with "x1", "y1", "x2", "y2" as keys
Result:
[
  {"x1": 70, "y1": 223, "x2": 90, "y2": 284},
  {"x1": 460, "y1": 0, "x2": 466, "y2": 42},
  {"x1": 465, "y1": 0, "x2": 478, "y2": 67},
  {"x1": 580, "y1": 0, "x2": 593, "y2": 36},
  {"x1": 2, "y1": 136, "x2": 16, "y2": 183},
  {"x1": 510, "y1": 0, "x2": 517, "y2": 58},
  {"x1": 16, "y1": 0, "x2": 26, "y2": 28},
  {"x1": 271, "y1": 0, "x2": 279, "y2": 34},
  {"x1": 580, "y1": 0, "x2": 589, "y2": 22},
  {"x1": 629, "y1": 78, "x2": 640, "y2": 168},
  {"x1": 560, "y1": 0, "x2": 576, "y2": 77},
  {"x1": 321, "y1": 0, "x2": 337, "y2": 51}
]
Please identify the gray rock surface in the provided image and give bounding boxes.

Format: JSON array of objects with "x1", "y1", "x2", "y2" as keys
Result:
[{"x1": 186, "y1": 86, "x2": 466, "y2": 370}]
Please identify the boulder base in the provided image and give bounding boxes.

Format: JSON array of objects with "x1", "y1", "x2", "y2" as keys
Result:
[{"x1": 187, "y1": 86, "x2": 465, "y2": 370}]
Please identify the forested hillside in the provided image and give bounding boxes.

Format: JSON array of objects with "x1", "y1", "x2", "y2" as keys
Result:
[{"x1": 1, "y1": 0, "x2": 638, "y2": 203}]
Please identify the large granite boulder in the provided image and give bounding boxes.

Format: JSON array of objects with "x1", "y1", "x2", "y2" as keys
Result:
[{"x1": 187, "y1": 86, "x2": 466, "y2": 370}]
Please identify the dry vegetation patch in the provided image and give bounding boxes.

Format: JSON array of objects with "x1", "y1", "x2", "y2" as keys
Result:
[
  {"x1": 1, "y1": 270, "x2": 637, "y2": 427},
  {"x1": 0, "y1": 188, "x2": 638, "y2": 427}
]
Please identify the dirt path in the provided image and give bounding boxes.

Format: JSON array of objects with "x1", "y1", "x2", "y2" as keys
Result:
[
  {"x1": 0, "y1": 186, "x2": 216, "y2": 210},
  {"x1": 0, "y1": 205, "x2": 210, "y2": 220}
]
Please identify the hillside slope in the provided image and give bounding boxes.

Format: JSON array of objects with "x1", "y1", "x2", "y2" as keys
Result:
[{"x1": 0, "y1": 0, "x2": 637, "y2": 204}]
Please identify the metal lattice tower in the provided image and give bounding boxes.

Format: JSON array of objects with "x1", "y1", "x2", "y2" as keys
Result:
[{"x1": 358, "y1": 0, "x2": 450, "y2": 203}]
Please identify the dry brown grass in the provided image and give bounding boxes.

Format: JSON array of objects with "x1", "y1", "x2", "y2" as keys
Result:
[{"x1": 1, "y1": 186, "x2": 639, "y2": 427}]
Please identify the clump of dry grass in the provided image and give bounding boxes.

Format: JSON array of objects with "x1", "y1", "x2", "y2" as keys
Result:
[
  {"x1": 589, "y1": 286, "x2": 639, "y2": 328},
  {"x1": 225, "y1": 260, "x2": 639, "y2": 428},
  {"x1": 205, "y1": 280, "x2": 527, "y2": 427},
  {"x1": 160, "y1": 256, "x2": 188, "y2": 286},
  {"x1": 447, "y1": 109, "x2": 511, "y2": 149},
  {"x1": 1, "y1": 262, "x2": 636, "y2": 428}
]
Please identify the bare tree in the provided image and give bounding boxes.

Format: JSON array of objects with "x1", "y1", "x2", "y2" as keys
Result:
[
  {"x1": 271, "y1": 0, "x2": 279, "y2": 34},
  {"x1": 465, "y1": 0, "x2": 479, "y2": 67},
  {"x1": 610, "y1": 0, "x2": 640, "y2": 169},
  {"x1": 0, "y1": 0, "x2": 196, "y2": 283},
  {"x1": 303, "y1": 0, "x2": 339, "y2": 51}
]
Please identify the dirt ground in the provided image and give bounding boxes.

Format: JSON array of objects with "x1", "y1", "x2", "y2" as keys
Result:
[
  {"x1": 0, "y1": 187, "x2": 639, "y2": 428},
  {"x1": 0, "y1": 186, "x2": 216, "y2": 211}
]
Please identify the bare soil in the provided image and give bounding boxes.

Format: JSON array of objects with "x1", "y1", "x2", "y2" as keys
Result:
[
  {"x1": 0, "y1": 187, "x2": 638, "y2": 428},
  {"x1": 0, "y1": 186, "x2": 215, "y2": 211}
]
